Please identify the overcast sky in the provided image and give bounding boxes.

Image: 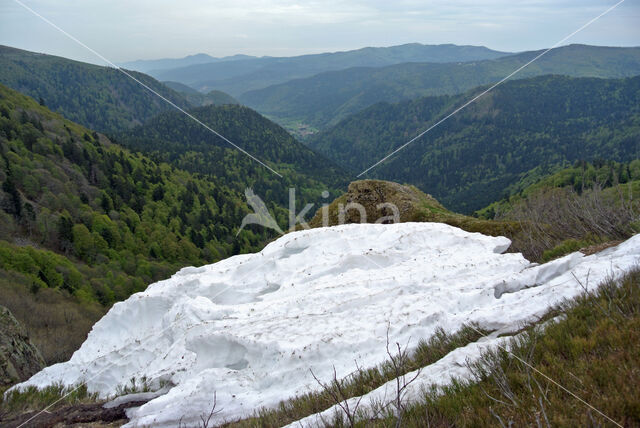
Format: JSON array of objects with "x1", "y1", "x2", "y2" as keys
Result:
[{"x1": 1, "y1": 0, "x2": 638, "y2": 64}]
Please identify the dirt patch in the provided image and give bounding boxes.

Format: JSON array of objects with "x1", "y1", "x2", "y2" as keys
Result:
[
  {"x1": 580, "y1": 240, "x2": 624, "y2": 256},
  {"x1": 1, "y1": 400, "x2": 147, "y2": 428}
]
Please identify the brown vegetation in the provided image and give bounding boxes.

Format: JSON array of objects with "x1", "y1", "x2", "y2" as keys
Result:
[
  {"x1": 499, "y1": 184, "x2": 639, "y2": 261},
  {"x1": 0, "y1": 270, "x2": 104, "y2": 365}
]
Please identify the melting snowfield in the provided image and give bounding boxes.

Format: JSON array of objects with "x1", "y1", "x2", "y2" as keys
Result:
[{"x1": 12, "y1": 223, "x2": 640, "y2": 427}]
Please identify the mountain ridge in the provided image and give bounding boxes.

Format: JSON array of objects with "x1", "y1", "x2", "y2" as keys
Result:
[
  {"x1": 151, "y1": 43, "x2": 510, "y2": 95},
  {"x1": 118, "y1": 53, "x2": 256, "y2": 74},
  {"x1": 0, "y1": 45, "x2": 191, "y2": 134},
  {"x1": 240, "y1": 44, "x2": 640, "y2": 130}
]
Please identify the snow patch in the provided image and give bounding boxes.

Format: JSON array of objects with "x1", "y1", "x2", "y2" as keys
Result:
[{"x1": 11, "y1": 223, "x2": 640, "y2": 427}]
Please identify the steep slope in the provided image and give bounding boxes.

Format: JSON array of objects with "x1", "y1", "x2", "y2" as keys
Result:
[
  {"x1": 153, "y1": 43, "x2": 510, "y2": 95},
  {"x1": 119, "y1": 104, "x2": 348, "y2": 208},
  {"x1": 0, "y1": 84, "x2": 290, "y2": 363},
  {"x1": 0, "y1": 45, "x2": 190, "y2": 133},
  {"x1": 12, "y1": 223, "x2": 640, "y2": 427},
  {"x1": 309, "y1": 75, "x2": 640, "y2": 213},
  {"x1": 240, "y1": 44, "x2": 640, "y2": 129}
]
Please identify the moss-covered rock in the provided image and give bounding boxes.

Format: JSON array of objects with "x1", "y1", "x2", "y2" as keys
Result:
[
  {"x1": 0, "y1": 305, "x2": 45, "y2": 387},
  {"x1": 308, "y1": 180, "x2": 521, "y2": 240},
  {"x1": 308, "y1": 180, "x2": 446, "y2": 227}
]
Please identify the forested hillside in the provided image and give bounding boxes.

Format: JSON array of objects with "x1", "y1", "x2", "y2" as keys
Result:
[
  {"x1": 162, "y1": 81, "x2": 239, "y2": 106},
  {"x1": 241, "y1": 44, "x2": 640, "y2": 130},
  {"x1": 151, "y1": 43, "x2": 509, "y2": 96},
  {"x1": 0, "y1": 45, "x2": 190, "y2": 133},
  {"x1": 119, "y1": 104, "x2": 348, "y2": 208},
  {"x1": 478, "y1": 159, "x2": 640, "y2": 219},
  {"x1": 309, "y1": 75, "x2": 640, "y2": 213},
  {"x1": 0, "y1": 84, "x2": 292, "y2": 363}
]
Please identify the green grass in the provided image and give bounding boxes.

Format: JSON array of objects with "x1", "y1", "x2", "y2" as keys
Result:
[
  {"x1": 223, "y1": 325, "x2": 488, "y2": 427},
  {"x1": 115, "y1": 376, "x2": 152, "y2": 396},
  {"x1": 366, "y1": 268, "x2": 640, "y2": 427},
  {"x1": 225, "y1": 267, "x2": 640, "y2": 428},
  {"x1": 540, "y1": 236, "x2": 600, "y2": 263},
  {"x1": 0, "y1": 382, "x2": 99, "y2": 417},
  {"x1": 0, "y1": 376, "x2": 159, "y2": 422}
]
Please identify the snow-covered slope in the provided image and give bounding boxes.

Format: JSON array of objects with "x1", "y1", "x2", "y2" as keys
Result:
[{"x1": 11, "y1": 223, "x2": 640, "y2": 427}]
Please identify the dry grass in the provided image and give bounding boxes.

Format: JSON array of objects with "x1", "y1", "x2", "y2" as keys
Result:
[
  {"x1": 499, "y1": 184, "x2": 639, "y2": 261},
  {"x1": 366, "y1": 268, "x2": 640, "y2": 428},
  {"x1": 222, "y1": 326, "x2": 487, "y2": 428},
  {"x1": 0, "y1": 269, "x2": 104, "y2": 364}
]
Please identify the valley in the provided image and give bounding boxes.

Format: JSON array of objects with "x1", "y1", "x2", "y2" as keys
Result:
[{"x1": 1, "y1": 25, "x2": 639, "y2": 428}]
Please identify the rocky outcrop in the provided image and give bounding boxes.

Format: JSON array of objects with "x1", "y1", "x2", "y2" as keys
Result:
[
  {"x1": 308, "y1": 179, "x2": 447, "y2": 227},
  {"x1": 0, "y1": 305, "x2": 46, "y2": 387},
  {"x1": 308, "y1": 179, "x2": 521, "y2": 242}
]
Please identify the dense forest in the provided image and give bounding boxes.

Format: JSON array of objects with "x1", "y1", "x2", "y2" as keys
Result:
[
  {"x1": 0, "y1": 84, "x2": 303, "y2": 361},
  {"x1": 0, "y1": 83, "x2": 294, "y2": 301},
  {"x1": 162, "y1": 81, "x2": 239, "y2": 107},
  {"x1": 240, "y1": 45, "x2": 640, "y2": 130},
  {"x1": 309, "y1": 75, "x2": 640, "y2": 213},
  {"x1": 119, "y1": 104, "x2": 348, "y2": 208},
  {"x1": 0, "y1": 45, "x2": 190, "y2": 133}
]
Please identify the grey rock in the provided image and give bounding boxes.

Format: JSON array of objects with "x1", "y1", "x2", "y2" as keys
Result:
[{"x1": 0, "y1": 305, "x2": 46, "y2": 387}]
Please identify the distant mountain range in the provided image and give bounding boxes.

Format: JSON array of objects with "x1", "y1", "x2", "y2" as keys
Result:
[
  {"x1": 118, "y1": 53, "x2": 255, "y2": 74},
  {"x1": 241, "y1": 44, "x2": 640, "y2": 130},
  {"x1": 149, "y1": 43, "x2": 511, "y2": 95}
]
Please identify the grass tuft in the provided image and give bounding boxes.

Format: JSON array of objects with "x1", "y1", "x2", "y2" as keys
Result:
[
  {"x1": 226, "y1": 267, "x2": 640, "y2": 427},
  {"x1": 0, "y1": 382, "x2": 98, "y2": 417},
  {"x1": 366, "y1": 268, "x2": 640, "y2": 427},
  {"x1": 223, "y1": 325, "x2": 488, "y2": 427}
]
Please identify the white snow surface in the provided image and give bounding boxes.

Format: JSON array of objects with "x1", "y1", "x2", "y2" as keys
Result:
[
  {"x1": 12, "y1": 223, "x2": 640, "y2": 427},
  {"x1": 285, "y1": 333, "x2": 514, "y2": 428}
]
